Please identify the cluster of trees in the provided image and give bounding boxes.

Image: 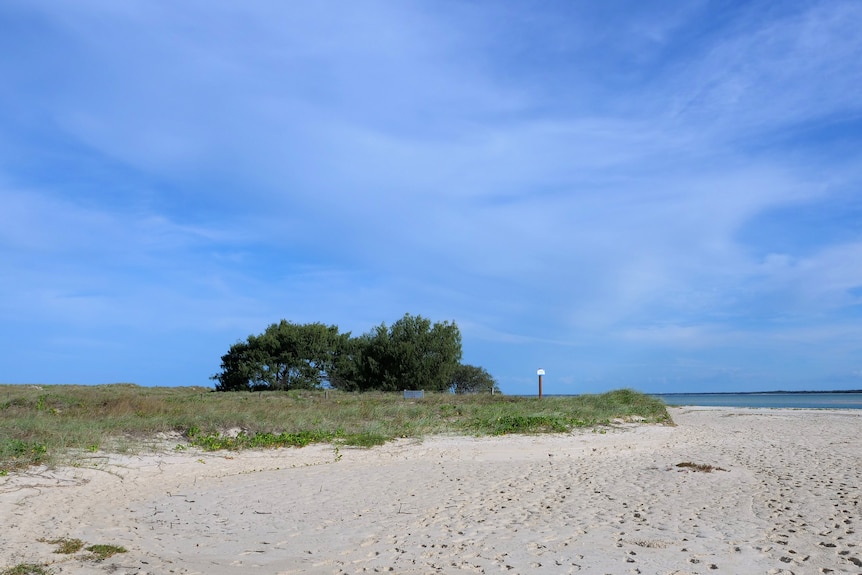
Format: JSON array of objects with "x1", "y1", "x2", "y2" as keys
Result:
[{"x1": 212, "y1": 313, "x2": 499, "y2": 394}]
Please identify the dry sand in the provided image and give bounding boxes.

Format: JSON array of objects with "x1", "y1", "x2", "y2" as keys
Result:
[{"x1": 1, "y1": 407, "x2": 861, "y2": 575}]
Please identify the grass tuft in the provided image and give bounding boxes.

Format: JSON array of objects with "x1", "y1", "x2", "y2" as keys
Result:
[
  {"x1": 0, "y1": 564, "x2": 53, "y2": 575},
  {"x1": 676, "y1": 462, "x2": 728, "y2": 473},
  {"x1": 85, "y1": 544, "x2": 127, "y2": 561},
  {"x1": 339, "y1": 432, "x2": 388, "y2": 448},
  {"x1": 187, "y1": 429, "x2": 336, "y2": 451},
  {"x1": 38, "y1": 537, "x2": 84, "y2": 554}
]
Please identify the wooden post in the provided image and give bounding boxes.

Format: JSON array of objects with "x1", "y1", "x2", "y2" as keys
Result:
[{"x1": 537, "y1": 369, "x2": 545, "y2": 398}]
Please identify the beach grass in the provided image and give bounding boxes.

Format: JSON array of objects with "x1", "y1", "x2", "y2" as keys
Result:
[
  {"x1": 0, "y1": 384, "x2": 670, "y2": 472},
  {"x1": 676, "y1": 461, "x2": 728, "y2": 472},
  {"x1": 0, "y1": 564, "x2": 53, "y2": 575},
  {"x1": 84, "y1": 545, "x2": 127, "y2": 561},
  {"x1": 38, "y1": 538, "x2": 84, "y2": 555}
]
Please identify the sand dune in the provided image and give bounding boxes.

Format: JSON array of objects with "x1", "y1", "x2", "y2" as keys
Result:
[{"x1": 2, "y1": 407, "x2": 861, "y2": 574}]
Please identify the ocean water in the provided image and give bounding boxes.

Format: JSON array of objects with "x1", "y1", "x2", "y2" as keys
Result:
[{"x1": 651, "y1": 392, "x2": 862, "y2": 409}]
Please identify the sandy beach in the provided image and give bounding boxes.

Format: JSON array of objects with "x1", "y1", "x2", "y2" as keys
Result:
[{"x1": 1, "y1": 407, "x2": 860, "y2": 575}]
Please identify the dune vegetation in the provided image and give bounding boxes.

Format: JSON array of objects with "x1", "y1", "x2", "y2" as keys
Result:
[{"x1": 0, "y1": 384, "x2": 671, "y2": 473}]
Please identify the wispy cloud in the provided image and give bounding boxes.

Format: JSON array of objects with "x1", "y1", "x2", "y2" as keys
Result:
[{"x1": 1, "y1": 0, "x2": 860, "y2": 391}]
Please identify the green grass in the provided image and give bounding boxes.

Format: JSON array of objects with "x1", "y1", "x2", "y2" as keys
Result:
[
  {"x1": 84, "y1": 545, "x2": 127, "y2": 561},
  {"x1": 0, "y1": 564, "x2": 53, "y2": 575},
  {"x1": 38, "y1": 538, "x2": 84, "y2": 554},
  {"x1": 2, "y1": 538, "x2": 128, "y2": 572},
  {"x1": 0, "y1": 385, "x2": 671, "y2": 472}
]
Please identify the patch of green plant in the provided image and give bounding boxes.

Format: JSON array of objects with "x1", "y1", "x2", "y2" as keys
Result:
[
  {"x1": 0, "y1": 564, "x2": 53, "y2": 575},
  {"x1": 339, "y1": 432, "x2": 388, "y2": 448},
  {"x1": 438, "y1": 404, "x2": 463, "y2": 417},
  {"x1": 85, "y1": 544, "x2": 127, "y2": 561},
  {"x1": 39, "y1": 537, "x2": 84, "y2": 554},
  {"x1": 188, "y1": 428, "x2": 337, "y2": 451},
  {"x1": 488, "y1": 414, "x2": 571, "y2": 435},
  {"x1": 0, "y1": 397, "x2": 29, "y2": 410},
  {"x1": 0, "y1": 439, "x2": 49, "y2": 471}
]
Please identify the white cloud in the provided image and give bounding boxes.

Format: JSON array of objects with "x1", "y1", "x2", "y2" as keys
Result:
[
  {"x1": 664, "y1": 1, "x2": 862, "y2": 136},
  {"x1": 2, "y1": 0, "x2": 862, "y2": 390}
]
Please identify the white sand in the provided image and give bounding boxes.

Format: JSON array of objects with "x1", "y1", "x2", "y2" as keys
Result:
[{"x1": 2, "y1": 407, "x2": 861, "y2": 575}]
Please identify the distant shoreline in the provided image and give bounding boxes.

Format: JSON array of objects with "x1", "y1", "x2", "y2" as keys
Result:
[
  {"x1": 532, "y1": 389, "x2": 862, "y2": 397},
  {"x1": 522, "y1": 390, "x2": 862, "y2": 409},
  {"x1": 653, "y1": 389, "x2": 862, "y2": 395}
]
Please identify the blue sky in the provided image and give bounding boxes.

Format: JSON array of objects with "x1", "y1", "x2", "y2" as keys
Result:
[{"x1": 2, "y1": 1, "x2": 862, "y2": 394}]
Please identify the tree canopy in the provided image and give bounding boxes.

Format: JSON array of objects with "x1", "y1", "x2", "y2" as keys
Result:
[
  {"x1": 340, "y1": 314, "x2": 462, "y2": 392},
  {"x1": 450, "y1": 364, "x2": 500, "y2": 394},
  {"x1": 212, "y1": 321, "x2": 350, "y2": 391},
  {"x1": 212, "y1": 314, "x2": 489, "y2": 393}
]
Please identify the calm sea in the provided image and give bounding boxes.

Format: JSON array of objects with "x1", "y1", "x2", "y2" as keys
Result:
[{"x1": 651, "y1": 392, "x2": 862, "y2": 409}]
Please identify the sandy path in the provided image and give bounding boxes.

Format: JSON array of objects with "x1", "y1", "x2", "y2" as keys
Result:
[{"x1": 1, "y1": 408, "x2": 860, "y2": 574}]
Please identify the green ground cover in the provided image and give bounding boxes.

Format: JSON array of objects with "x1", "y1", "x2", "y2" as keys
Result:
[{"x1": 0, "y1": 384, "x2": 670, "y2": 473}]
